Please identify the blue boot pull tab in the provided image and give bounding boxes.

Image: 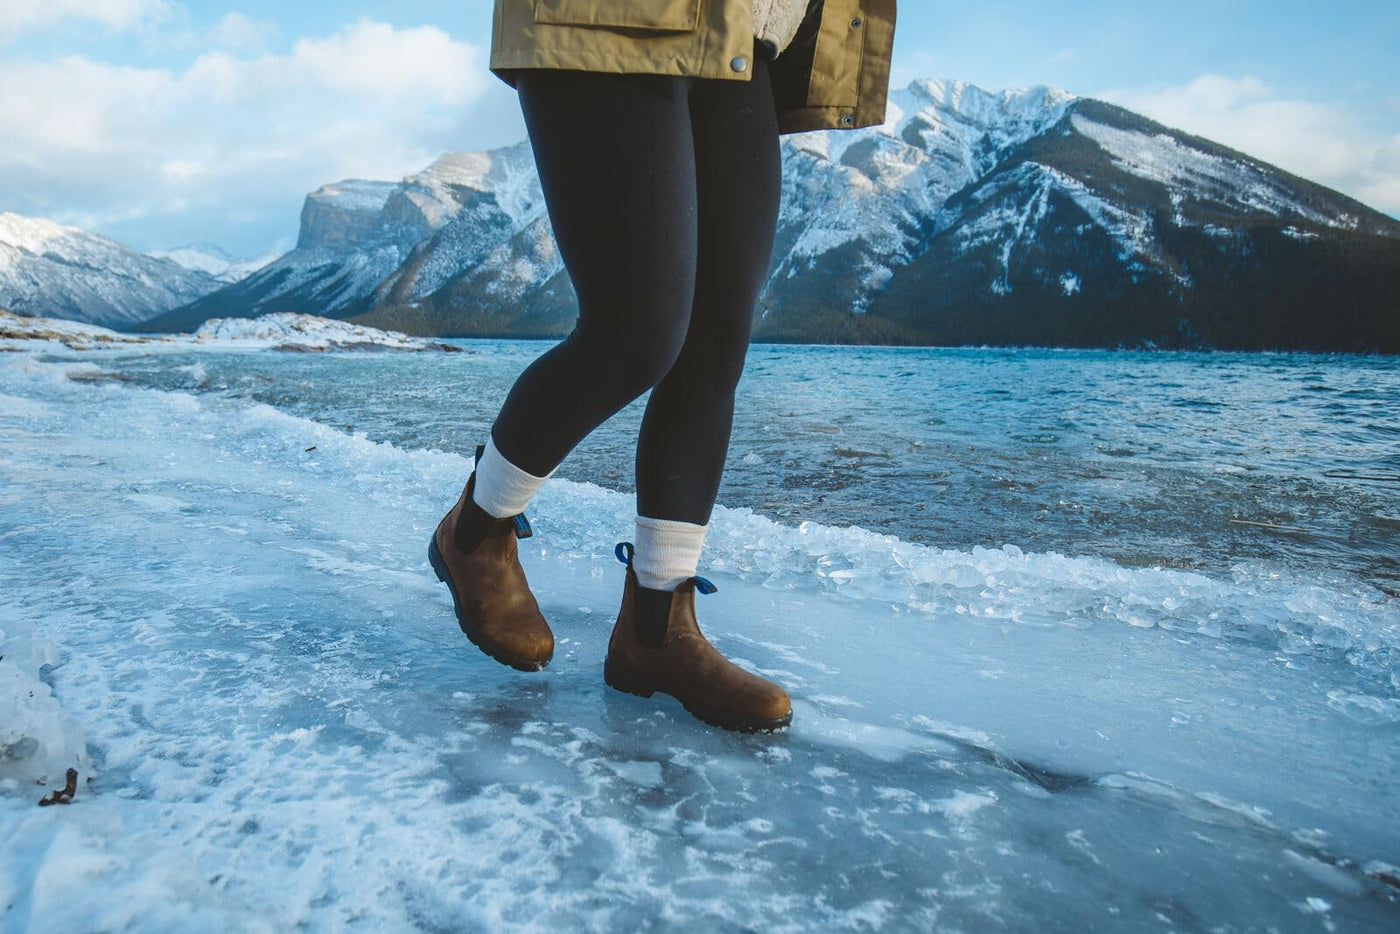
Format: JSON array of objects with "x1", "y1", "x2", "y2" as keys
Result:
[
  {"x1": 512, "y1": 514, "x2": 532, "y2": 539},
  {"x1": 615, "y1": 541, "x2": 634, "y2": 566},
  {"x1": 689, "y1": 576, "x2": 717, "y2": 595}
]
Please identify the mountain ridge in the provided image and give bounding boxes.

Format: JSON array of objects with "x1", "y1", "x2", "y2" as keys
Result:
[
  {"x1": 9, "y1": 77, "x2": 1397, "y2": 351},
  {"x1": 0, "y1": 213, "x2": 222, "y2": 327}
]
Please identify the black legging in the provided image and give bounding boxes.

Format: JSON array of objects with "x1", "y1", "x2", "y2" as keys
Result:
[{"x1": 488, "y1": 40, "x2": 782, "y2": 527}]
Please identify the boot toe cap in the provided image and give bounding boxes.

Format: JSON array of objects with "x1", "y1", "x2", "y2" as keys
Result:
[
  {"x1": 746, "y1": 679, "x2": 793, "y2": 723},
  {"x1": 490, "y1": 621, "x2": 554, "y2": 669}
]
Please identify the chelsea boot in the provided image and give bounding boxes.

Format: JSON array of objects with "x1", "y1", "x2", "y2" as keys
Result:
[
  {"x1": 604, "y1": 541, "x2": 792, "y2": 732},
  {"x1": 428, "y1": 446, "x2": 554, "y2": 671}
]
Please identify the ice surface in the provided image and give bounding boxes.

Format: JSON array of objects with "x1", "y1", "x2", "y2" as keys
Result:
[
  {"x1": 1, "y1": 616, "x2": 89, "y2": 788},
  {"x1": 1, "y1": 347, "x2": 1397, "y2": 929}
]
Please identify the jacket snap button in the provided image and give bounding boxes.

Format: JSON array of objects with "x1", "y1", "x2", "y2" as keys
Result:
[
  {"x1": 840, "y1": 114, "x2": 855, "y2": 126},
  {"x1": 851, "y1": 17, "x2": 863, "y2": 27},
  {"x1": 730, "y1": 55, "x2": 748, "y2": 72}
]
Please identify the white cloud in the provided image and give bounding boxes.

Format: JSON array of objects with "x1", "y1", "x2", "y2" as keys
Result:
[
  {"x1": 1100, "y1": 74, "x2": 1400, "y2": 215},
  {"x1": 0, "y1": 55, "x2": 175, "y2": 152},
  {"x1": 209, "y1": 12, "x2": 277, "y2": 53},
  {"x1": 0, "y1": 0, "x2": 169, "y2": 40},
  {"x1": 289, "y1": 20, "x2": 481, "y2": 104},
  {"x1": 0, "y1": 19, "x2": 499, "y2": 252}
]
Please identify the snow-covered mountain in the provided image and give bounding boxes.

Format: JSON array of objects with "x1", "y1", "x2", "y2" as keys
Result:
[
  {"x1": 149, "y1": 243, "x2": 279, "y2": 283},
  {"x1": 146, "y1": 143, "x2": 547, "y2": 333},
  {"x1": 158, "y1": 78, "x2": 1400, "y2": 351},
  {"x1": 0, "y1": 214, "x2": 222, "y2": 328},
  {"x1": 755, "y1": 80, "x2": 1080, "y2": 327},
  {"x1": 864, "y1": 97, "x2": 1400, "y2": 350},
  {"x1": 357, "y1": 80, "x2": 1088, "y2": 339}
]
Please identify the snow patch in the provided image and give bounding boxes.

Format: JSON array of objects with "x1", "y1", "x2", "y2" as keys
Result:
[
  {"x1": 192, "y1": 313, "x2": 457, "y2": 352},
  {"x1": 150, "y1": 243, "x2": 281, "y2": 283},
  {"x1": 1, "y1": 309, "x2": 457, "y2": 353},
  {"x1": 0, "y1": 309, "x2": 170, "y2": 349},
  {"x1": 1071, "y1": 116, "x2": 1344, "y2": 229}
]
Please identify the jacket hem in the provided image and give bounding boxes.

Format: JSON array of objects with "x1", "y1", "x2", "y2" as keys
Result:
[
  {"x1": 776, "y1": 106, "x2": 879, "y2": 135},
  {"x1": 490, "y1": 49, "x2": 758, "y2": 86}
]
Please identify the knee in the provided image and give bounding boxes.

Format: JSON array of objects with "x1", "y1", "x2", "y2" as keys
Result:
[
  {"x1": 707, "y1": 338, "x2": 751, "y2": 391},
  {"x1": 669, "y1": 329, "x2": 751, "y2": 393},
  {"x1": 624, "y1": 329, "x2": 690, "y2": 395},
  {"x1": 574, "y1": 312, "x2": 689, "y2": 396}
]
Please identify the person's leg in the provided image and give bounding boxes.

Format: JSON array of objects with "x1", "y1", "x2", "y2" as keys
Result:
[
  {"x1": 436, "y1": 68, "x2": 707, "y2": 673},
  {"x1": 601, "y1": 45, "x2": 791, "y2": 730},
  {"x1": 464, "y1": 67, "x2": 700, "y2": 539},
  {"x1": 630, "y1": 42, "x2": 783, "y2": 589},
  {"x1": 456, "y1": 68, "x2": 699, "y2": 553}
]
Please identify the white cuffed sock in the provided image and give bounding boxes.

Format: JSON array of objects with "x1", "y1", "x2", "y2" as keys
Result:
[
  {"x1": 470, "y1": 434, "x2": 556, "y2": 518},
  {"x1": 633, "y1": 515, "x2": 708, "y2": 591}
]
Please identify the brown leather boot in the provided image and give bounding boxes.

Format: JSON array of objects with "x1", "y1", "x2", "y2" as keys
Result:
[
  {"x1": 604, "y1": 542, "x2": 792, "y2": 732},
  {"x1": 427, "y1": 447, "x2": 553, "y2": 671}
]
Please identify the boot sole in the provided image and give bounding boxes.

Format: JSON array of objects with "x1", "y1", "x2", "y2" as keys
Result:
[
  {"x1": 429, "y1": 534, "x2": 550, "y2": 673},
  {"x1": 604, "y1": 657, "x2": 793, "y2": 734}
]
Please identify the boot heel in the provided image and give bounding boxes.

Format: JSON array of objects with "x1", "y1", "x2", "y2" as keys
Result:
[
  {"x1": 604, "y1": 657, "x2": 657, "y2": 699},
  {"x1": 428, "y1": 535, "x2": 450, "y2": 584}
]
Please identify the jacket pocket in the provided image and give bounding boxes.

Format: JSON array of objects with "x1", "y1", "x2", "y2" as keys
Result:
[{"x1": 532, "y1": 0, "x2": 702, "y2": 31}]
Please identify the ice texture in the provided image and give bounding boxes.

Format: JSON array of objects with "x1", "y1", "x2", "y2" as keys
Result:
[
  {"x1": 1, "y1": 345, "x2": 1398, "y2": 930},
  {"x1": 0, "y1": 615, "x2": 89, "y2": 789}
]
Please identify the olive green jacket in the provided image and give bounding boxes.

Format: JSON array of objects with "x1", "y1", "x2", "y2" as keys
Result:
[{"x1": 489, "y1": 0, "x2": 897, "y2": 134}]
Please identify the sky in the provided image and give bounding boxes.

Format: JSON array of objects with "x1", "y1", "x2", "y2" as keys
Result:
[{"x1": 1, "y1": 0, "x2": 1396, "y2": 258}]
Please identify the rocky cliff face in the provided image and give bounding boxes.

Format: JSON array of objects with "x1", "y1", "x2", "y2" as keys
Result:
[
  {"x1": 144, "y1": 180, "x2": 404, "y2": 333},
  {"x1": 296, "y1": 181, "x2": 403, "y2": 250},
  {"x1": 146, "y1": 142, "x2": 550, "y2": 334},
  {"x1": 0, "y1": 213, "x2": 221, "y2": 329},
  {"x1": 155, "y1": 79, "x2": 1400, "y2": 351}
]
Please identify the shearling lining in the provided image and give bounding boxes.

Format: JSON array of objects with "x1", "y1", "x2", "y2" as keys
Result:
[{"x1": 753, "y1": 0, "x2": 812, "y2": 58}]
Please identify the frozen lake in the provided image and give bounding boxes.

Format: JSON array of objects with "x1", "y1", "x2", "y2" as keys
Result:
[{"x1": 2, "y1": 339, "x2": 1398, "y2": 930}]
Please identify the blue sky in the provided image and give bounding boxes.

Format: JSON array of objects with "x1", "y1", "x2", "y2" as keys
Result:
[{"x1": 2, "y1": 1, "x2": 1396, "y2": 257}]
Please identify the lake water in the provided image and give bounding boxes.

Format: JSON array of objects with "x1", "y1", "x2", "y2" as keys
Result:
[{"x1": 112, "y1": 341, "x2": 1400, "y2": 592}]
